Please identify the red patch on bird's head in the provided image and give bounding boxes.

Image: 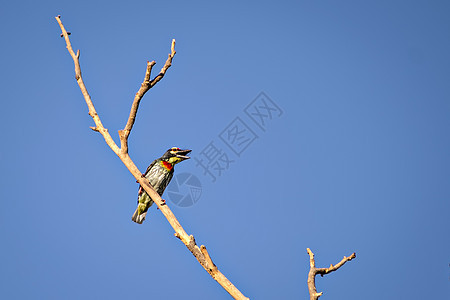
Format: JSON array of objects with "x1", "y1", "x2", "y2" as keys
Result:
[{"x1": 161, "y1": 160, "x2": 173, "y2": 171}]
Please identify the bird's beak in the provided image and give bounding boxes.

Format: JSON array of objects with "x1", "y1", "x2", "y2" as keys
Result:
[{"x1": 175, "y1": 149, "x2": 192, "y2": 160}]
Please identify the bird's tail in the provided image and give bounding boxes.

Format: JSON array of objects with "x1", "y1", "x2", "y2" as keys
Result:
[{"x1": 131, "y1": 208, "x2": 147, "y2": 224}]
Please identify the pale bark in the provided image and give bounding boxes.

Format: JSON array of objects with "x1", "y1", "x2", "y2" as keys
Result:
[
  {"x1": 55, "y1": 15, "x2": 249, "y2": 300},
  {"x1": 306, "y1": 248, "x2": 356, "y2": 300}
]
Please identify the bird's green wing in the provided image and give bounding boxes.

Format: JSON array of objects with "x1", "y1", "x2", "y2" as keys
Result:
[
  {"x1": 137, "y1": 159, "x2": 159, "y2": 197},
  {"x1": 144, "y1": 158, "x2": 159, "y2": 176}
]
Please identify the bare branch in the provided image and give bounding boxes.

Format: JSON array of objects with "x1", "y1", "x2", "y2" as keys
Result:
[
  {"x1": 316, "y1": 253, "x2": 356, "y2": 276},
  {"x1": 306, "y1": 248, "x2": 356, "y2": 300},
  {"x1": 150, "y1": 39, "x2": 176, "y2": 86},
  {"x1": 119, "y1": 60, "x2": 156, "y2": 153},
  {"x1": 55, "y1": 16, "x2": 120, "y2": 156},
  {"x1": 119, "y1": 39, "x2": 176, "y2": 153},
  {"x1": 201, "y1": 245, "x2": 218, "y2": 273},
  {"x1": 56, "y1": 16, "x2": 248, "y2": 300}
]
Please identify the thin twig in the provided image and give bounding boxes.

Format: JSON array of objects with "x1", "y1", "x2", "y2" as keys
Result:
[
  {"x1": 55, "y1": 16, "x2": 120, "y2": 156},
  {"x1": 150, "y1": 39, "x2": 176, "y2": 86},
  {"x1": 306, "y1": 248, "x2": 356, "y2": 300},
  {"x1": 119, "y1": 39, "x2": 176, "y2": 153},
  {"x1": 55, "y1": 16, "x2": 248, "y2": 300}
]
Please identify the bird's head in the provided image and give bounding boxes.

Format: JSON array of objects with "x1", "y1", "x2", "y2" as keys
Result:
[{"x1": 161, "y1": 147, "x2": 191, "y2": 165}]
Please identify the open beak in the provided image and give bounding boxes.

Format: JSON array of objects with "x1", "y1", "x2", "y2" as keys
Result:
[{"x1": 175, "y1": 149, "x2": 191, "y2": 160}]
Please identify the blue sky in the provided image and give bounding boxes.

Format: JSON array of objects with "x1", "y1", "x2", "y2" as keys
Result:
[{"x1": 1, "y1": 1, "x2": 449, "y2": 299}]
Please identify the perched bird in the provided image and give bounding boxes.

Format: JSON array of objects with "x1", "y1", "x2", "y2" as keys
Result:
[{"x1": 132, "y1": 147, "x2": 191, "y2": 224}]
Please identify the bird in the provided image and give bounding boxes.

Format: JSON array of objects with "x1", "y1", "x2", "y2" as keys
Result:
[{"x1": 132, "y1": 147, "x2": 191, "y2": 224}]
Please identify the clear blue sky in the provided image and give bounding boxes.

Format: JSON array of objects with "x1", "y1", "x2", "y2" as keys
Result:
[{"x1": 1, "y1": 1, "x2": 449, "y2": 299}]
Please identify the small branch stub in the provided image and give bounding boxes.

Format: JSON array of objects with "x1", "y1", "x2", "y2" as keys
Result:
[{"x1": 201, "y1": 245, "x2": 217, "y2": 272}]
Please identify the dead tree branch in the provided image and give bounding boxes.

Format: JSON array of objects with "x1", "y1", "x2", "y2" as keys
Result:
[
  {"x1": 306, "y1": 248, "x2": 356, "y2": 300},
  {"x1": 55, "y1": 15, "x2": 249, "y2": 300}
]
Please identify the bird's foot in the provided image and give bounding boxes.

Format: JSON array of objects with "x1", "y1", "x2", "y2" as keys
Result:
[
  {"x1": 157, "y1": 199, "x2": 167, "y2": 209},
  {"x1": 136, "y1": 173, "x2": 145, "y2": 183}
]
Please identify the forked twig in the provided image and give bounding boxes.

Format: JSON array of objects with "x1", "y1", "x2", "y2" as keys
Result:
[
  {"x1": 55, "y1": 15, "x2": 249, "y2": 300},
  {"x1": 306, "y1": 248, "x2": 356, "y2": 300}
]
